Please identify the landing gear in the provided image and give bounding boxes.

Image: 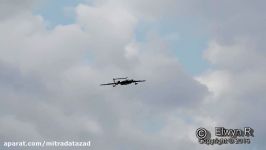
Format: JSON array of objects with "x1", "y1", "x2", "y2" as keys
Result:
[{"x1": 135, "y1": 83, "x2": 138, "y2": 85}]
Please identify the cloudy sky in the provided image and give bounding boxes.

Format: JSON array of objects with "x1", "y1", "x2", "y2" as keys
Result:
[{"x1": 0, "y1": 0, "x2": 265, "y2": 149}]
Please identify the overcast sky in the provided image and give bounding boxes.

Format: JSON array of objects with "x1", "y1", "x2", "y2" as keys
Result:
[{"x1": 0, "y1": 0, "x2": 265, "y2": 149}]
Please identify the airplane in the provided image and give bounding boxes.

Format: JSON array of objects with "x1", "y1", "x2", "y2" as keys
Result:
[{"x1": 100, "y1": 77, "x2": 146, "y2": 87}]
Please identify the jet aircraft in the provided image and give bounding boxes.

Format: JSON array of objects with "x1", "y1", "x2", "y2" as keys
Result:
[{"x1": 100, "y1": 77, "x2": 145, "y2": 87}]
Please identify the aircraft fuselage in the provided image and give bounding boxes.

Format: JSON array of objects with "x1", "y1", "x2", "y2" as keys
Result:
[{"x1": 118, "y1": 80, "x2": 134, "y2": 85}]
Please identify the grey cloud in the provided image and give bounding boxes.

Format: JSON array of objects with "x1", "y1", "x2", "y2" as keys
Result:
[
  {"x1": 0, "y1": 0, "x2": 35, "y2": 20},
  {"x1": 194, "y1": 1, "x2": 266, "y2": 149}
]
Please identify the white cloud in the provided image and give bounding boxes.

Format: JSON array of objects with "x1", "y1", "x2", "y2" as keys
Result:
[
  {"x1": 196, "y1": 70, "x2": 232, "y2": 98},
  {"x1": 0, "y1": 1, "x2": 208, "y2": 150}
]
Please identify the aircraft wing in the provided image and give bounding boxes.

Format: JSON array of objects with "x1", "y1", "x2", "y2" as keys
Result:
[
  {"x1": 133, "y1": 80, "x2": 146, "y2": 82},
  {"x1": 100, "y1": 83, "x2": 115, "y2": 86}
]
